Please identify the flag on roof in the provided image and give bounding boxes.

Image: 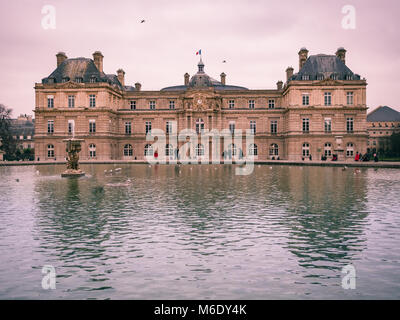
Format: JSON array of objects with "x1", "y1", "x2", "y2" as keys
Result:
[{"x1": 196, "y1": 49, "x2": 202, "y2": 55}]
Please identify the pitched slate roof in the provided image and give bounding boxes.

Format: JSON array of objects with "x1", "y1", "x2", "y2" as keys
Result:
[
  {"x1": 42, "y1": 58, "x2": 124, "y2": 89},
  {"x1": 367, "y1": 106, "x2": 400, "y2": 122},
  {"x1": 291, "y1": 54, "x2": 361, "y2": 81}
]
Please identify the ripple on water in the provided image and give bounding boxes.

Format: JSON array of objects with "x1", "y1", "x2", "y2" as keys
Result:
[{"x1": 0, "y1": 164, "x2": 400, "y2": 299}]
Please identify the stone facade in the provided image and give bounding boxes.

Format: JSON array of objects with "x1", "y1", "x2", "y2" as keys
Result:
[
  {"x1": 34, "y1": 48, "x2": 368, "y2": 161},
  {"x1": 367, "y1": 106, "x2": 400, "y2": 152}
]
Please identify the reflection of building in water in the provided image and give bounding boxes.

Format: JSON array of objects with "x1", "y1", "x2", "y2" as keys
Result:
[
  {"x1": 34, "y1": 48, "x2": 367, "y2": 161},
  {"x1": 366, "y1": 106, "x2": 400, "y2": 153},
  {"x1": 281, "y1": 167, "x2": 368, "y2": 268}
]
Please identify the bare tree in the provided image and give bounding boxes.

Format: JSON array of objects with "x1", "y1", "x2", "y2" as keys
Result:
[{"x1": 0, "y1": 103, "x2": 16, "y2": 160}]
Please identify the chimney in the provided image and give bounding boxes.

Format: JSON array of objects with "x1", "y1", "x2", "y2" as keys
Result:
[
  {"x1": 184, "y1": 73, "x2": 190, "y2": 86},
  {"x1": 298, "y1": 47, "x2": 309, "y2": 70},
  {"x1": 286, "y1": 67, "x2": 294, "y2": 81},
  {"x1": 135, "y1": 82, "x2": 141, "y2": 91},
  {"x1": 56, "y1": 52, "x2": 67, "y2": 67},
  {"x1": 336, "y1": 47, "x2": 347, "y2": 64},
  {"x1": 117, "y1": 69, "x2": 125, "y2": 86},
  {"x1": 277, "y1": 81, "x2": 283, "y2": 90},
  {"x1": 93, "y1": 51, "x2": 104, "y2": 73},
  {"x1": 220, "y1": 72, "x2": 226, "y2": 85}
]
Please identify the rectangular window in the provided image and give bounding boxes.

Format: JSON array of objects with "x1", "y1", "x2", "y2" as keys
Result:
[
  {"x1": 145, "y1": 121, "x2": 152, "y2": 134},
  {"x1": 324, "y1": 118, "x2": 332, "y2": 133},
  {"x1": 89, "y1": 95, "x2": 96, "y2": 107},
  {"x1": 68, "y1": 95, "x2": 75, "y2": 108},
  {"x1": 229, "y1": 122, "x2": 235, "y2": 134},
  {"x1": 250, "y1": 120, "x2": 256, "y2": 135},
  {"x1": 270, "y1": 120, "x2": 277, "y2": 134},
  {"x1": 347, "y1": 117, "x2": 354, "y2": 133},
  {"x1": 149, "y1": 101, "x2": 156, "y2": 110},
  {"x1": 130, "y1": 100, "x2": 136, "y2": 110},
  {"x1": 228, "y1": 100, "x2": 235, "y2": 109},
  {"x1": 169, "y1": 101, "x2": 175, "y2": 110},
  {"x1": 89, "y1": 120, "x2": 96, "y2": 133},
  {"x1": 166, "y1": 121, "x2": 172, "y2": 134},
  {"x1": 302, "y1": 94, "x2": 309, "y2": 106},
  {"x1": 68, "y1": 120, "x2": 74, "y2": 134},
  {"x1": 47, "y1": 120, "x2": 54, "y2": 133},
  {"x1": 125, "y1": 121, "x2": 131, "y2": 134},
  {"x1": 346, "y1": 92, "x2": 354, "y2": 105},
  {"x1": 248, "y1": 100, "x2": 255, "y2": 109},
  {"x1": 324, "y1": 92, "x2": 332, "y2": 106},
  {"x1": 268, "y1": 99, "x2": 275, "y2": 109},
  {"x1": 47, "y1": 96, "x2": 54, "y2": 108},
  {"x1": 302, "y1": 118, "x2": 310, "y2": 133}
]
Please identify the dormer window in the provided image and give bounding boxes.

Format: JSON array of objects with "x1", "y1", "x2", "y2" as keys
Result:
[
  {"x1": 48, "y1": 78, "x2": 55, "y2": 84},
  {"x1": 62, "y1": 77, "x2": 69, "y2": 83},
  {"x1": 345, "y1": 74, "x2": 353, "y2": 80},
  {"x1": 331, "y1": 74, "x2": 338, "y2": 80},
  {"x1": 302, "y1": 75, "x2": 310, "y2": 80},
  {"x1": 316, "y1": 74, "x2": 324, "y2": 80},
  {"x1": 89, "y1": 77, "x2": 96, "y2": 83},
  {"x1": 75, "y1": 77, "x2": 83, "y2": 83}
]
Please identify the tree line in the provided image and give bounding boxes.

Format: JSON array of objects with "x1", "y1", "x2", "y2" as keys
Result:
[{"x1": 0, "y1": 104, "x2": 34, "y2": 161}]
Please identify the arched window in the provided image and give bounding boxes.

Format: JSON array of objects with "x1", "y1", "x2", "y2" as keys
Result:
[
  {"x1": 165, "y1": 144, "x2": 173, "y2": 156},
  {"x1": 196, "y1": 143, "x2": 205, "y2": 156},
  {"x1": 302, "y1": 143, "x2": 310, "y2": 157},
  {"x1": 124, "y1": 144, "x2": 133, "y2": 156},
  {"x1": 346, "y1": 143, "x2": 354, "y2": 157},
  {"x1": 89, "y1": 144, "x2": 96, "y2": 158},
  {"x1": 249, "y1": 143, "x2": 258, "y2": 156},
  {"x1": 345, "y1": 74, "x2": 353, "y2": 80},
  {"x1": 269, "y1": 143, "x2": 279, "y2": 156},
  {"x1": 324, "y1": 143, "x2": 332, "y2": 157},
  {"x1": 47, "y1": 144, "x2": 54, "y2": 158},
  {"x1": 195, "y1": 118, "x2": 204, "y2": 134},
  {"x1": 144, "y1": 144, "x2": 153, "y2": 156}
]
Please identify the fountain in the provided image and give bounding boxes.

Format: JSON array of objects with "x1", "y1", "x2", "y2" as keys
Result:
[{"x1": 61, "y1": 138, "x2": 85, "y2": 177}]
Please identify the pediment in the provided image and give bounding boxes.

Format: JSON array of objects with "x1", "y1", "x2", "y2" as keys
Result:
[
  {"x1": 316, "y1": 78, "x2": 342, "y2": 86},
  {"x1": 58, "y1": 81, "x2": 83, "y2": 89}
]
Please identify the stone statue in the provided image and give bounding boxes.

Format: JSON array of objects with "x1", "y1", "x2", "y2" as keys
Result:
[{"x1": 62, "y1": 138, "x2": 85, "y2": 177}]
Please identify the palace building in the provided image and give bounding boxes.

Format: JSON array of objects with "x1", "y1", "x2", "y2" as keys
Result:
[{"x1": 34, "y1": 48, "x2": 368, "y2": 161}]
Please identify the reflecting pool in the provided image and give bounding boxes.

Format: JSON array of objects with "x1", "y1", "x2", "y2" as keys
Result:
[{"x1": 0, "y1": 164, "x2": 399, "y2": 299}]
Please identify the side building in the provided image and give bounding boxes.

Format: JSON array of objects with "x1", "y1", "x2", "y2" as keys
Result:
[
  {"x1": 34, "y1": 48, "x2": 368, "y2": 161},
  {"x1": 367, "y1": 106, "x2": 400, "y2": 153}
]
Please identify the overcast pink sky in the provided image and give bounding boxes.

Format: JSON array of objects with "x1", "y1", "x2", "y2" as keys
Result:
[{"x1": 0, "y1": 0, "x2": 399, "y2": 117}]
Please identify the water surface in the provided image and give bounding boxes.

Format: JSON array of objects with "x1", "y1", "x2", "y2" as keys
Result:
[{"x1": 0, "y1": 164, "x2": 399, "y2": 299}]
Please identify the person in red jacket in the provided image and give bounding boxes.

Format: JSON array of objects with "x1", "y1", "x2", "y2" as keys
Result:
[{"x1": 355, "y1": 152, "x2": 360, "y2": 161}]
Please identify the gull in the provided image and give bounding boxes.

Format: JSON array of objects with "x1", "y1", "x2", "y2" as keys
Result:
[
  {"x1": 140, "y1": 19, "x2": 146, "y2": 23},
  {"x1": 222, "y1": 60, "x2": 227, "y2": 63}
]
